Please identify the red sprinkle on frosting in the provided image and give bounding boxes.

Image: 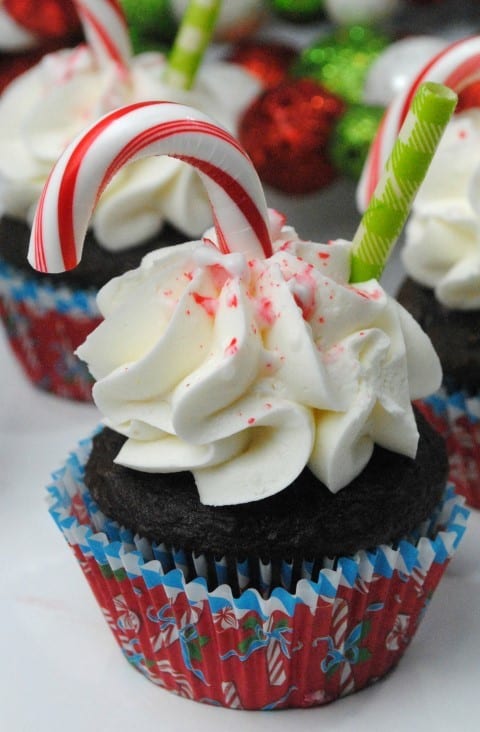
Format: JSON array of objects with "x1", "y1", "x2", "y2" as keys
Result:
[
  {"x1": 225, "y1": 337, "x2": 238, "y2": 356},
  {"x1": 192, "y1": 292, "x2": 218, "y2": 317}
]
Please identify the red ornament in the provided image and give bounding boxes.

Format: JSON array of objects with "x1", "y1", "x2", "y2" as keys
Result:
[
  {"x1": 4, "y1": 0, "x2": 81, "y2": 40},
  {"x1": 456, "y1": 81, "x2": 480, "y2": 114},
  {"x1": 239, "y1": 78, "x2": 345, "y2": 194},
  {"x1": 227, "y1": 40, "x2": 298, "y2": 89}
]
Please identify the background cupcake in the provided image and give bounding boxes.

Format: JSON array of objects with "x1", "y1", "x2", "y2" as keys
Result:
[
  {"x1": 36, "y1": 94, "x2": 468, "y2": 708},
  {"x1": 398, "y1": 106, "x2": 480, "y2": 509},
  {"x1": 0, "y1": 0, "x2": 261, "y2": 400},
  {"x1": 358, "y1": 35, "x2": 480, "y2": 509}
]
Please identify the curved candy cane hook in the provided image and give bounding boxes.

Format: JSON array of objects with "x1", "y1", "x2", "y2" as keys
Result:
[{"x1": 28, "y1": 101, "x2": 273, "y2": 273}]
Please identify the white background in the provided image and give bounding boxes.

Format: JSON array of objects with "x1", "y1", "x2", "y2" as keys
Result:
[{"x1": 1, "y1": 1, "x2": 480, "y2": 729}]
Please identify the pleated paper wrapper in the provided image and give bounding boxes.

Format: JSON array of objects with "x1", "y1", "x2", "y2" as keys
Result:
[
  {"x1": 417, "y1": 390, "x2": 480, "y2": 509},
  {"x1": 0, "y1": 259, "x2": 99, "y2": 400},
  {"x1": 47, "y1": 435, "x2": 469, "y2": 710}
]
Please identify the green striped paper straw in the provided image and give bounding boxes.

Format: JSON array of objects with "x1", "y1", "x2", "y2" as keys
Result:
[
  {"x1": 164, "y1": 0, "x2": 222, "y2": 90},
  {"x1": 350, "y1": 82, "x2": 457, "y2": 283}
]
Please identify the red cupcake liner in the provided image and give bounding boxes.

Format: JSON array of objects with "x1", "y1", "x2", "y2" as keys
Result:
[
  {"x1": 416, "y1": 393, "x2": 480, "y2": 510},
  {"x1": 0, "y1": 266, "x2": 100, "y2": 401},
  {"x1": 46, "y1": 437, "x2": 469, "y2": 710}
]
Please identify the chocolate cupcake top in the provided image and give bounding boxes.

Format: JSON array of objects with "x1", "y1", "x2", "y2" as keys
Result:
[
  {"x1": 77, "y1": 218, "x2": 442, "y2": 505},
  {"x1": 397, "y1": 277, "x2": 480, "y2": 391},
  {"x1": 0, "y1": 215, "x2": 185, "y2": 290},
  {"x1": 85, "y1": 409, "x2": 447, "y2": 560},
  {"x1": 29, "y1": 99, "x2": 443, "y2": 508}
]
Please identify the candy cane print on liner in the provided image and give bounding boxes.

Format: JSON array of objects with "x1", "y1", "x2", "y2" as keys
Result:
[
  {"x1": 28, "y1": 101, "x2": 272, "y2": 273},
  {"x1": 357, "y1": 35, "x2": 480, "y2": 211},
  {"x1": 72, "y1": 0, "x2": 132, "y2": 72}
]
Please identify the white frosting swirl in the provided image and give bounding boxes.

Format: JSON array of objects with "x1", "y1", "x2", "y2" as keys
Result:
[
  {"x1": 77, "y1": 213, "x2": 441, "y2": 505},
  {"x1": 403, "y1": 109, "x2": 480, "y2": 310},
  {"x1": 0, "y1": 46, "x2": 260, "y2": 249}
]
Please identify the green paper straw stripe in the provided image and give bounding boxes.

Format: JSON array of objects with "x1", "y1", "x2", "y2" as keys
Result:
[
  {"x1": 164, "y1": 0, "x2": 222, "y2": 90},
  {"x1": 350, "y1": 82, "x2": 457, "y2": 283}
]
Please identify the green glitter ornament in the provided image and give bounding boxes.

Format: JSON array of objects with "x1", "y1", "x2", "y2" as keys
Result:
[
  {"x1": 268, "y1": 0, "x2": 325, "y2": 22},
  {"x1": 292, "y1": 25, "x2": 390, "y2": 104},
  {"x1": 119, "y1": 0, "x2": 177, "y2": 53},
  {"x1": 329, "y1": 103, "x2": 384, "y2": 181}
]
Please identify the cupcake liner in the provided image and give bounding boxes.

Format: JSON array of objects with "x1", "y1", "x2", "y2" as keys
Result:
[
  {"x1": 46, "y1": 435, "x2": 469, "y2": 710},
  {"x1": 0, "y1": 259, "x2": 100, "y2": 400},
  {"x1": 416, "y1": 389, "x2": 480, "y2": 509}
]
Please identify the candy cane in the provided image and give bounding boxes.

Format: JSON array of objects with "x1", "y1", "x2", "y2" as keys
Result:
[
  {"x1": 358, "y1": 35, "x2": 480, "y2": 211},
  {"x1": 221, "y1": 681, "x2": 243, "y2": 709},
  {"x1": 266, "y1": 617, "x2": 288, "y2": 687},
  {"x1": 331, "y1": 598, "x2": 355, "y2": 697},
  {"x1": 28, "y1": 101, "x2": 272, "y2": 273},
  {"x1": 73, "y1": 0, "x2": 132, "y2": 73}
]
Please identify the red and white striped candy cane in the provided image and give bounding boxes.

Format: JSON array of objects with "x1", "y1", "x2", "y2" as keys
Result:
[
  {"x1": 73, "y1": 0, "x2": 131, "y2": 72},
  {"x1": 221, "y1": 681, "x2": 243, "y2": 709},
  {"x1": 331, "y1": 598, "x2": 355, "y2": 697},
  {"x1": 28, "y1": 101, "x2": 273, "y2": 273},
  {"x1": 266, "y1": 618, "x2": 287, "y2": 687},
  {"x1": 358, "y1": 35, "x2": 480, "y2": 211}
]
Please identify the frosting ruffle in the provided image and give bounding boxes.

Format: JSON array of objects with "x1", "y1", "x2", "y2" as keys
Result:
[
  {"x1": 0, "y1": 46, "x2": 260, "y2": 249},
  {"x1": 403, "y1": 109, "x2": 480, "y2": 311},
  {"x1": 77, "y1": 217, "x2": 442, "y2": 504}
]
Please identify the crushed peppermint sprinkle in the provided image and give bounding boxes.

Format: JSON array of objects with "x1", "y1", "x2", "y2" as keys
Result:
[
  {"x1": 257, "y1": 297, "x2": 276, "y2": 326},
  {"x1": 192, "y1": 292, "x2": 218, "y2": 317},
  {"x1": 353, "y1": 286, "x2": 383, "y2": 301},
  {"x1": 225, "y1": 337, "x2": 238, "y2": 356}
]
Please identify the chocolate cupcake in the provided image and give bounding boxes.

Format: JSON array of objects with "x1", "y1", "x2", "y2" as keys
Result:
[
  {"x1": 84, "y1": 407, "x2": 447, "y2": 590},
  {"x1": 42, "y1": 101, "x2": 468, "y2": 709},
  {"x1": 397, "y1": 108, "x2": 480, "y2": 508},
  {"x1": 0, "y1": 2, "x2": 260, "y2": 400}
]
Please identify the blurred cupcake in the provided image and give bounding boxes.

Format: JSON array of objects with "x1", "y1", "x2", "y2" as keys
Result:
[
  {"x1": 0, "y1": 0, "x2": 260, "y2": 400},
  {"x1": 39, "y1": 101, "x2": 468, "y2": 708},
  {"x1": 397, "y1": 108, "x2": 480, "y2": 508}
]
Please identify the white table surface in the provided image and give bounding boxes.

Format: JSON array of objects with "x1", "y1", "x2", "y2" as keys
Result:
[{"x1": 1, "y1": 2, "x2": 480, "y2": 729}]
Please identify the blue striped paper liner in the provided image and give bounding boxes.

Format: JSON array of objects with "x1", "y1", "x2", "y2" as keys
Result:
[
  {"x1": 0, "y1": 259, "x2": 99, "y2": 318},
  {"x1": 46, "y1": 433, "x2": 470, "y2": 615}
]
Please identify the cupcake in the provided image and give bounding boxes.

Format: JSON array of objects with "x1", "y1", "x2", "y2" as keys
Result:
[
  {"x1": 356, "y1": 36, "x2": 480, "y2": 509},
  {"x1": 38, "y1": 99, "x2": 468, "y2": 709},
  {"x1": 397, "y1": 108, "x2": 480, "y2": 508},
  {"x1": 0, "y1": 0, "x2": 261, "y2": 400}
]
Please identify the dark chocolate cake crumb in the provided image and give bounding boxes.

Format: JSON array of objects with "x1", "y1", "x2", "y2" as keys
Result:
[
  {"x1": 85, "y1": 411, "x2": 447, "y2": 564},
  {"x1": 398, "y1": 277, "x2": 480, "y2": 393}
]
